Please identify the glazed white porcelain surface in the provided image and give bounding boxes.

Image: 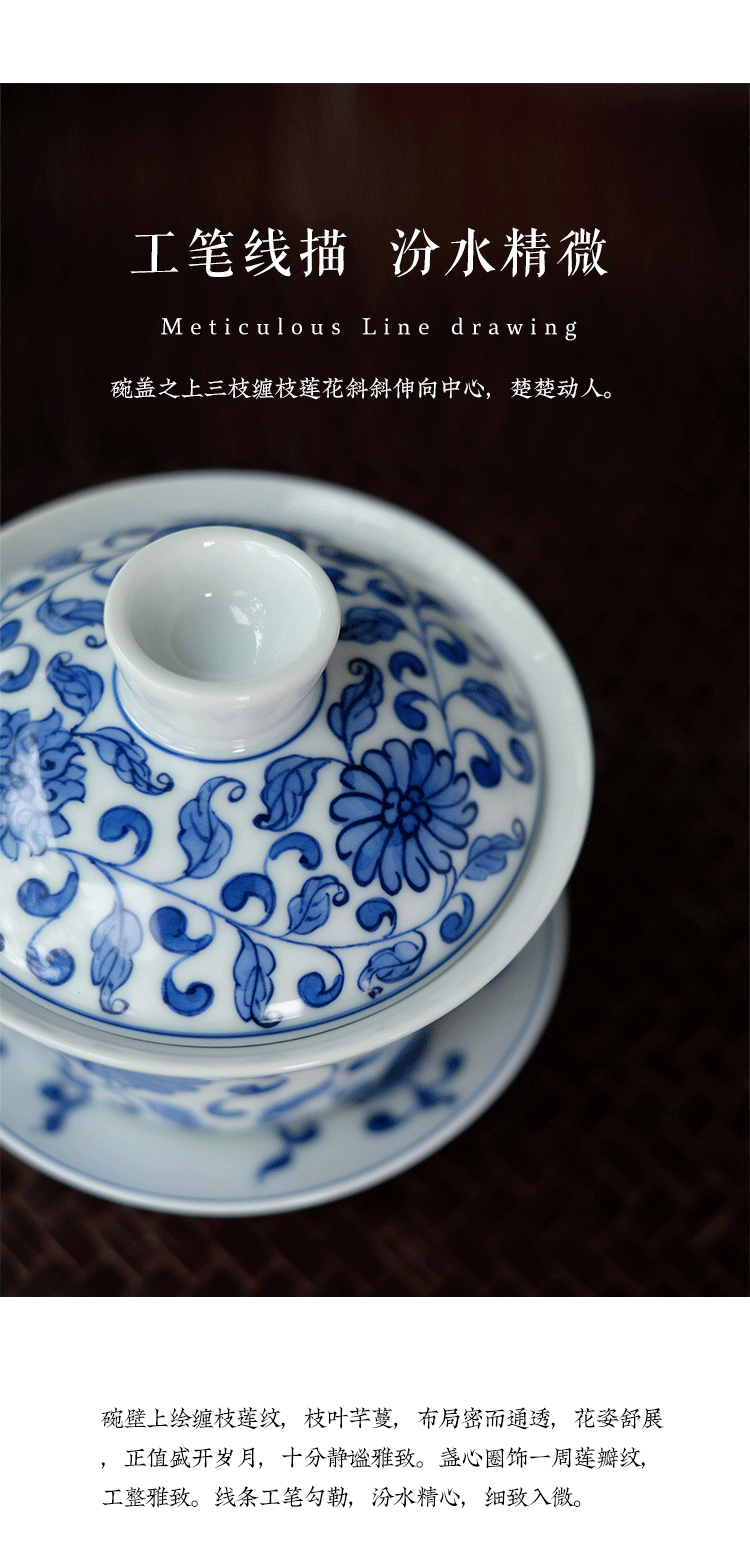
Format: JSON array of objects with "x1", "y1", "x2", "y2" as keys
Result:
[
  {"x1": 0, "y1": 897, "x2": 567, "y2": 1213},
  {"x1": 1, "y1": 473, "x2": 591, "y2": 1061},
  {"x1": 1, "y1": 502, "x2": 543, "y2": 1045},
  {"x1": 105, "y1": 526, "x2": 341, "y2": 757}
]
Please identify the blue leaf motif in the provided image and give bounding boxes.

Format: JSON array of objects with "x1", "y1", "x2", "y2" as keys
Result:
[
  {"x1": 287, "y1": 875, "x2": 349, "y2": 935},
  {"x1": 323, "y1": 566, "x2": 360, "y2": 596},
  {"x1": 460, "y1": 678, "x2": 534, "y2": 731},
  {"x1": 46, "y1": 652, "x2": 103, "y2": 719},
  {"x1": 39, "y1": 1079, "x2": 89, "y2": 1131},
  {"x1": 257, "y1": 1122, "x2": 319, "y2": 1179},
  {"x1": 317, "y1": 545, "x2": 366, "y2": 565},
  {"x1": 145, "y1": 1100, "x2": 202, "y2": 1128},
  {"x1": 468, "y1": 732, "x2": 502, "y2": 788},
  {"x1": 254, "y1": 755, "x2": 329, "y2": 832},
  {"x1": 26, "y1": 942, "x2": 75, "y2": 985},
  {"x1": 232, "y1": 930, "x2": 278, "y2": 1025},
  {"x1": 389, "y1": 650, "x2": 427, "y2": 684},
  {"x1": 0, "y1": 642, "x2": 40, "y2": 693},
  {"x1": 327, "y1": 658, "x2": 383, "y2": 752},
  {"x1": 177, "y1": 776, "x2": 245, "y2": 879},
  {"x1": 268, "y1": 832, "x2": 322, "y2": 871},
  {"x1": 226, "y1": 1078, "x2": 287, "y2": 1096},
  {"x1": 394, "y1": 690, "x2": 430, "y2": 731},
  {"x1": 161, "y1": 966, "x2": 214, "y2": 1018},
  {"x1": 340, "y1": 606, "x2": 404, "y2": 644},
  {"x1": 463, "y1": 820, "x2": 526, "y2": 880},
  {"x1": 439, "y1": 892, "x2": 474, "y2": 943},
  {"x1": 149, "y1": 906, "x2": 213, "y2": 955},
  {"x1": 357, "y1": 935, "x2": 426, "y2": 998},
  {"x1": 90, "y1": 901, "x2": 142, "y2": 1014},
  {"x1": 508, "y1": 737, "x2": 534, "y2": 784},
  {"x1": 416, "y1": 591, "x2": 450, "y2": 613},
  {"x1": 356, "y1": 897, "x2": 398, "y2": 934},
  {"x1": 432, "y1": 630, "x2": 469, "y2": 665},
  {"x1": 83, "y1": 728, "x2": 173, "y2": 794},
  {"x1": 366, "y1": 1111, "x2": 400, "y2": 1131},
  {"x1": 361, "y1": 1041, "x2": 463, "y2": 1131},
  {"x1": 1, "y1": 611, "x2": 39, "y2": 694},
  {"x1": 366, "y1": 577, "x2": 409, "y2": 606},
  {"x1": 0, "y1": 620, "x2": 21, "y2": 649},
  {"x1": 258, "y1": 1149, "x2": 294, "y2": 1177},
  {"x1": 297, "y1": 967, "x2": 345, "y2": 1007},
  {"x1": 221, "y1": 872, "x2": 275, "y2": 923},
  {"x1": 36, "y1": 595, "x2": 105, "y2": 637},
  {"x1": 260, "y1": 1080, "x2": 334, "y2": 1119},
  {"x1": 349, "y1": 1027, "x2": 431, "y2": 1102},
  {"x1": 78, "y1": 1063, "x2": 207, "y2": 1092},
  {"x1": 415, "y1": 1085, "x2": 454, "y2": 1109},
  {"x1": 98, "y1": 806, "x2": 152, "y2": 861},
  {"x1": 1, "y1": 578, "x2": 43, "y2": 611},
  {"x1": 39, "y1": 548, "x2": 82, "y2": 569},
  {"x1": 18, "y1": 867, "x2": 79, "y2": 918}
]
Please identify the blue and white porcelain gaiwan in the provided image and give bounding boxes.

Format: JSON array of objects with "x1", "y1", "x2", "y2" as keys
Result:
[{"x1": 0, "y1": 473, "x2": 593, "y2": 1135}]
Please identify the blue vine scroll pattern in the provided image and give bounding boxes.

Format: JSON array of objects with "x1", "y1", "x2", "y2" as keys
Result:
[
  {"x1": 18, "y1": 1022, "x2": 464, "y2": 1152},
  {"x1": 1, "y1": 524, "x2": 542, "y2": 1038},
  {"x1": 255, "y1": 1027, "x2": 466, "y2": 1179}
]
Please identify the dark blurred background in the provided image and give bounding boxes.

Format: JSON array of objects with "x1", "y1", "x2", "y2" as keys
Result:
[{"x1": 2, "y1": 84, "x2": 747, "y2": 1295}]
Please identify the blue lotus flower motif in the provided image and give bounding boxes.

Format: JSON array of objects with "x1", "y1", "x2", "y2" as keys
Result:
[
  {"x1": 0, "y1": 708, "x2": 86, "y2": 860},
  {"x1": 331, "y1": 737, "x2": 477, "y2": 895}
]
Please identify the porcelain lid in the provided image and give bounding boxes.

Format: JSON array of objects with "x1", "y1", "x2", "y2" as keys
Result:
[{"x1": 1, "y1": 501, "x2": 545, "y2": 1045}]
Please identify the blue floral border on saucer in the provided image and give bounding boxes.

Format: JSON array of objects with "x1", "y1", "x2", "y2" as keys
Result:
[{"x1": 0, "y1": 900, "x2": 566, "y2": 1215}]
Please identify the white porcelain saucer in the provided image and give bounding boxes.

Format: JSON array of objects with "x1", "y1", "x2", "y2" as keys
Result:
[{"x1": 0, "y1": 898, "x2": 567, "y2": 1216}]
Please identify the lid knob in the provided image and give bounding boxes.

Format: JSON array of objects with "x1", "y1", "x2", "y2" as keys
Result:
[{"x1": 104, "y1": 526, "x2": 341, "y2": 757}]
